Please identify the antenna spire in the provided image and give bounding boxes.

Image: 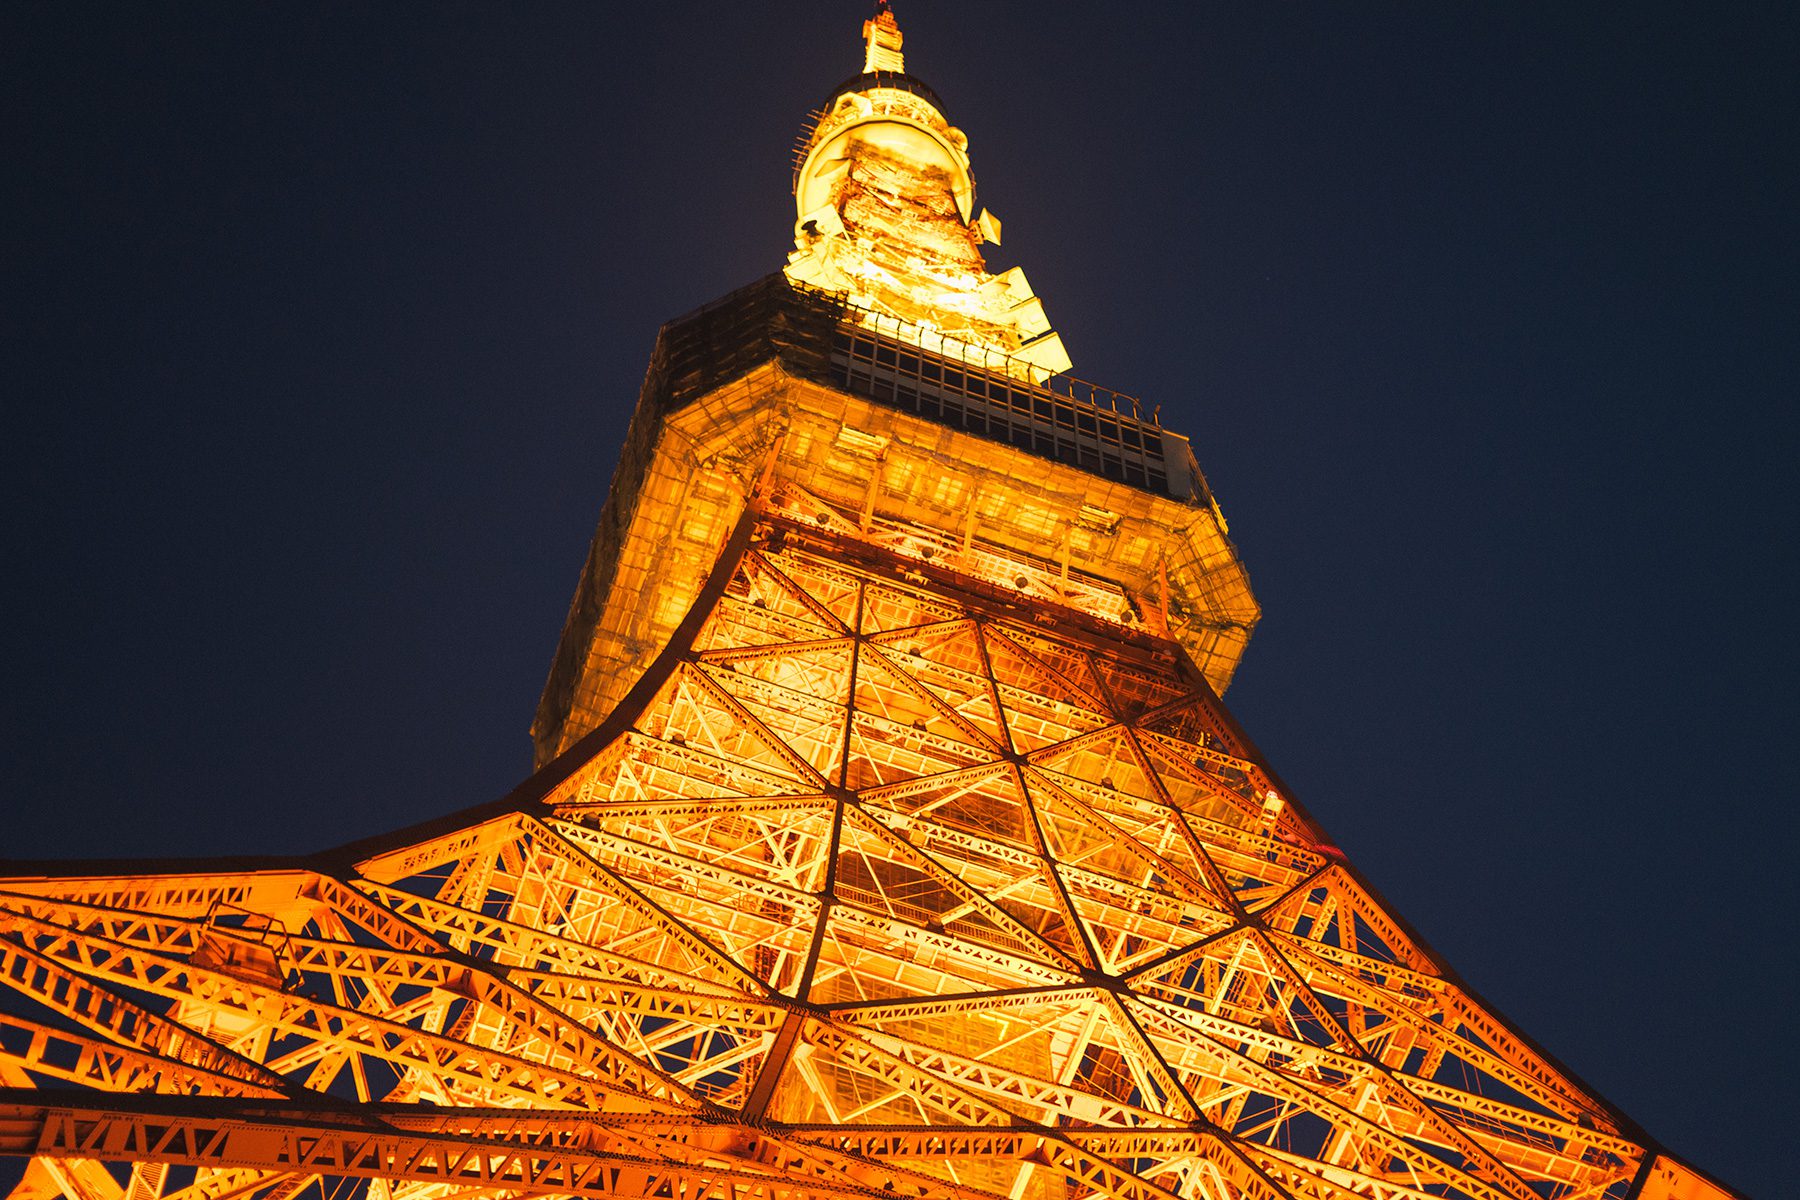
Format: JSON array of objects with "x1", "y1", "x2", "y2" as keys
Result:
[{"x1": 862, "y1": 1, "x2": 904, "y2": 74}]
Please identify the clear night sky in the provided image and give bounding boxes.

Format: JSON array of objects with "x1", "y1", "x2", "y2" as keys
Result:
[{"x1": 3, "y1": 3, "x2": 1794, "y2": 1196}]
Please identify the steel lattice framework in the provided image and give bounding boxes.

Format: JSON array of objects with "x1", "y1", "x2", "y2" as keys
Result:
[
  {"x1": 0, "y1": 497, "x2": 1732, "y2": 1200},
  {"x1": 0, "y1": 8, "x2": 1743, "y2": 1200}
]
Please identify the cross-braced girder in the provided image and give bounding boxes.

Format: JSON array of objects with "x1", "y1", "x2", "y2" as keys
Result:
[{"x1": 0, "y1": 510, "x2": 1727, "y2": 1200}]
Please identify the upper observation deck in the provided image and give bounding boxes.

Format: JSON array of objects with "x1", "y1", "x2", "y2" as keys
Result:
[{"x1": 531, "y1": 275, "x2": 1257, "y2": 765}]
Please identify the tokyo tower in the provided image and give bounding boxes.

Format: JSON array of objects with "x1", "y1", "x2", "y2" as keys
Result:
[{"x1": 0, "y1": 7, "x2": 1743, "y2": 1200}]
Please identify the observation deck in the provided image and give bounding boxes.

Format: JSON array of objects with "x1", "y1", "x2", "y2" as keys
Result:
[
  {"x1": 659, "y1": 276, "x2": 1207, "y2": 502},
  {"x1": 532, "y1": 275, "x2": 1258, "y2": 766}
]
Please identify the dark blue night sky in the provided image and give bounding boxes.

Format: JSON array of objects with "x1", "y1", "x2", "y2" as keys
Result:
[{"x1": 4, "y1": 4, "x2": 1794, "y2": 1195}]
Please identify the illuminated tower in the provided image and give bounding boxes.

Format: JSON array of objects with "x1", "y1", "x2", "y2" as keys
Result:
[{"x1": 0, "y1": 8, "x2": 1742, "y2": 1200}]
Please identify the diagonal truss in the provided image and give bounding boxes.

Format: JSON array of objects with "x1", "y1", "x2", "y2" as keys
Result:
[{"x1": 0, "y1": 503, "x2": 1714, "y2": 1200}]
